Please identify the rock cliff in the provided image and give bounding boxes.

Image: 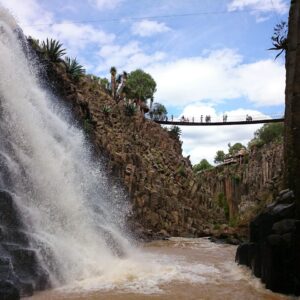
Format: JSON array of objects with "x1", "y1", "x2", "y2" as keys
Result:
[
  {"x1": 196, "y1": 142, "x2": 283, "y2": 226},
  {"x1": 41, "y1": 59, "x2": 226, "y2": 239}
]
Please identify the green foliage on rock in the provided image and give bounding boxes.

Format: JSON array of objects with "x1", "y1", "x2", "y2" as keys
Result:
[
  {"x1": 176, "y1": 165, "x2": 186, "y2": 177},
  {"x1": 126, "y1": 69, "x2": 157, "y2": 102},
  {"x1": 168, "y1": 125, "x2": 182, "y2": 139},
  {"x1": 83, "y1": 118, "x2": 92, "y2": 134},
  {"x1": 193, "y1": 159, "x2": 213, "y2": 173},
  {"x1": 217, "y1": 192, "x2": 229, "y2": 220},
  {"x1": 228, "y1": 143, "x2": 245, "y2": 155},
  {"x1": 152, "y1": 102, "x2": 167, "y2": 120},
  {"x1": 214, "y1": 150, "x2": 225, "y2": 164},
  {"x1": 64, "y1": 57, "x2": 85, "y2": 80},
  {"x1": 41, "y1": 38, "x2": 66, "y2": 62},
  {"x1": 249, "y1": 123, "x2": 284, "y2": 148},
  {"x1": 124, "y1": 102, "x2": 137, "y2": 116},
  {"x1": 269, "y1": 21, "x2": 288, "y2": 59},
  {"x1": 102, "y1": 105, "x2": 111, "y2": 115}
]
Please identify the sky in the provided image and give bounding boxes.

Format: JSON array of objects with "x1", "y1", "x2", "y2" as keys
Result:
[{"x1": 0, "y1": 0, "x2": 289, "y2": 164}]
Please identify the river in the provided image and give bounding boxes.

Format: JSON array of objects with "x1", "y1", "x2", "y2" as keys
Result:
[{"x1": 26, "y1": 238, "x2": 296, "y2": 300}]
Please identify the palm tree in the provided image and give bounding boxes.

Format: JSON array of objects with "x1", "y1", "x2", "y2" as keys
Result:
[{"x1": 110, "y1": 66, "x2": 117, "y2": 99}]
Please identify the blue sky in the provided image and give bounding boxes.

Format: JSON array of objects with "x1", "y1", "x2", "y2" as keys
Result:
[{"x1": 0, "y1": 0, "x2": 289, "y2": 164}]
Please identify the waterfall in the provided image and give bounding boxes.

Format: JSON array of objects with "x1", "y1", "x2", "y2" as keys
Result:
[{"x1": 0, "y1": 7, "x2": 133, "y2": 287}]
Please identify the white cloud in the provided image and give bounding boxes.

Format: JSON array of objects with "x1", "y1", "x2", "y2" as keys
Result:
[
  {"x1": 0, "y1": 0, "x2": 53, "y2": 29},
  {"x1": 147, "y1": 49, "x2": 285, "y2": 108},
  {"x1": 0, "y1": 0, "x2": 116, "y2": 64},
  {"x1": 50, "y1": 22, "x2": 115, "y2": 53},
  {"x1": 228, "y1": 0, "x2": 289, "y2": 21},
  {"x1": 97, "y1": 41, "x2": 166, "y2": 73},
  {"x1": 88, "y1": 0, "x2": 123, "y2": 10},
  {"x1": 131, "y1": 20, "x2": 171, "y2": 37},
  {"x1": 176, "y1": 105, "x2": 269, "y2": 164}
]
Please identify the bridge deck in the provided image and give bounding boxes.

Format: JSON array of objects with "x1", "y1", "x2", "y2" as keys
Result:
[{"x1": 154, "y1": 118, "x2": 284, "y2": 126}]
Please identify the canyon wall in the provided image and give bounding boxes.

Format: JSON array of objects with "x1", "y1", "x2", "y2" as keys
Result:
[{"x1": 196, "y1": 142, "x2": 283, "y2": 225}]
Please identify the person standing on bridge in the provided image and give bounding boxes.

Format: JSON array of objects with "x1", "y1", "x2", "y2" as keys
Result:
[{"x1": 201, "y1": 115, "x2": 203, "y2": 123}]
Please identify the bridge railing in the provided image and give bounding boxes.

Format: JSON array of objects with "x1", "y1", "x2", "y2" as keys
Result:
[{"x1": 150, "y1": 113, "x2": 284, "y2": 123}]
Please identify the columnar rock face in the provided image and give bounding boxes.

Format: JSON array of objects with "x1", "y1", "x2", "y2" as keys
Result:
[
  {"x1": 196, "y1": 143, "x2": 283, "y2": 223},
  {"x1": 284, "y1": 0, "x2": 300, "y2": 214},
  {"x1": 236, "y1": 1, "x2": 300, "y2": 295},
  {"x1": 236, "y1": 190, "x2": 300, "y2": 295},
  {"x1": 42, "y1": 61, "x2": 226, "y2": 239}
]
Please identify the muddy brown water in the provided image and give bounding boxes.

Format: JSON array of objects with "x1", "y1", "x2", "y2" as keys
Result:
[{"x1": 26, "y1": 238, "x2": 298, "y2": 300}]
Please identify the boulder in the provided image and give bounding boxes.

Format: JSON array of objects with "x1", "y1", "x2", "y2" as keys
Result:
[
  {"x1": 236, "y1": 192, "x2": 300, "y2": 295},
  {"x1": 0, "y1": 280, "x2": 20, "y2": 300}
]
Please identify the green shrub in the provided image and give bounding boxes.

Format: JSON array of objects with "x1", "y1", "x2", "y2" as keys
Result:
[
  {"x1": 168, "y1": 125, "x2": 182, "y2": 139},
  {"x1": 229, "y1": 217, "x2": 238, "y2": 227},
  {"x1": 217, "y1": 192, "x2": 229, "y2": 220},
  {"x1": 176, "y1": 165, "x2": 186, "y2": 177},
  {"x1": 102, "y1": 105, "x2": 111, "y2": 116},
  {"x1": 83, "y1": 118, "x2": 92, "y2": 134},
  {"x1": 124, "y1": 102, "x2": 137, "y2": 116}
]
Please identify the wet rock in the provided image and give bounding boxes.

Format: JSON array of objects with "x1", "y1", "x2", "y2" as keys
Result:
[
  {"x1": 0, "y1": 280, "x2": 20, "y2": 300},
  {"x1": 236, "y1": 190, "x2": 300, "y2": 296},
  {"x1": 0, "y1": 191, "x2": 21, "y2": 229},
  {"x1": 272, "y1": 219, "x2": 296, "y2": 235}
]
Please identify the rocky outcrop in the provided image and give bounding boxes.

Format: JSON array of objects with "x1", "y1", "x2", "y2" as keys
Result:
[
  {"x1": 0, "y1": 190, "x2": 50, "y2": 297},
  {"x1": 284, "y1": 0, "x2": 300, "y2": 215},
  {"x1": 196, "y1": 142, "x2": 283, "y2": 225},
  {"x1": 236, "y1": 1, "x2": 300, "y2": 296},
  {"x1": 236, "y1": 189, "x2": 300, "y2": 295},
  {"x1": 39, "y1": 59, "x2": 226, "y2": 239}
]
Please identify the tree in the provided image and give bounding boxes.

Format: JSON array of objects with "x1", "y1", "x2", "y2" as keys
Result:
[
  {"x1": 152, "y1": 103, "x2": 167, "y2": 120},
  {"x1": 110, "y1": 66, "x2": 117, "y2": 99},
  {"x1": 214, "y1": 150, "x2": 225, "y2": 164},
  {"x1": 193, "y1": 159, "x2": 213, "y2": 173},
  {"x1": 126, "y1": 69, "x2": 156, "y2": 103},
  {"x1": 249, "y1": 123, "x2": 284, "y2": 148},
  {"x1": 269, "y1": 21, "x2": 288, "y2": 59},
  {"x1": 168, "y1": 125, "x2": 182, "y2": 140},
  {"x1": 228, "y1": 143, "x2": 245, "y2": 155}
]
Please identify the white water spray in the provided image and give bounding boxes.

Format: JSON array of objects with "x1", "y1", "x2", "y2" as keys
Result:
[{"x1": 0, "y1": 7, "x2": 134, "y2": 286}]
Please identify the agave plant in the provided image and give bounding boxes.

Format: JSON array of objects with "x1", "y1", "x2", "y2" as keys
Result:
[
  {"x1": 64, "y1": 57, "x2": 85, "y2": 80},
  {"x1": 41, "y1": 38, "x2": 66, "y2": 62},
  {"x1": 102, "y1": 105, "x2": 111, "y2": 116},
  {"x1": 124, "y1": 102, "x2": 137, "y2": 117},
  {"x1": 268, "y1": 21, "x2": 288, "y2": 59}
]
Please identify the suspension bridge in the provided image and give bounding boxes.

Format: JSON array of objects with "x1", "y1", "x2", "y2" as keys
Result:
[{"x1": 153, "y1": 114, "x2": 284, "y2": 126}]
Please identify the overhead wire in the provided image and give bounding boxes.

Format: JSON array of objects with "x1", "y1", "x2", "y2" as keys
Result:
[{"x1": 22, "y1": 8, "x2": 278, "y2": 28}]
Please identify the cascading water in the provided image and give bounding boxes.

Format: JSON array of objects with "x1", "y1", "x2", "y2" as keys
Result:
[{"x1": 0, "y1": 7, "x2": 134, "y2": 288}]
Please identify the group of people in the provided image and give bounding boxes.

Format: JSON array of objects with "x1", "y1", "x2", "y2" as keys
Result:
[{"x1": 163, "y1": 114, "x2": 254, "y2": 123}]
